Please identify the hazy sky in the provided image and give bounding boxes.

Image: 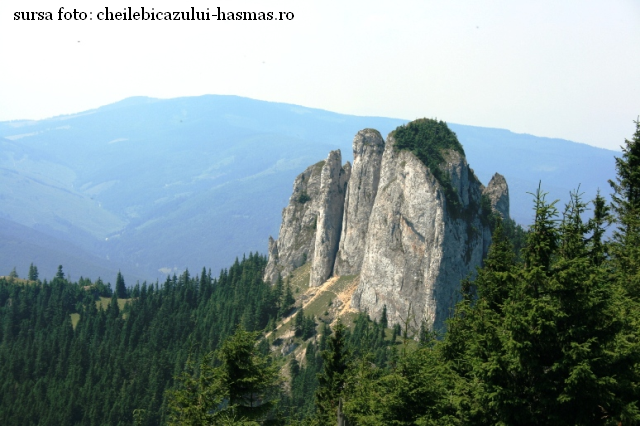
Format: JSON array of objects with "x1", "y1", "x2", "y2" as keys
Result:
[{"x1": 1, "y1": 0, "x2": 639, "y2": 150}]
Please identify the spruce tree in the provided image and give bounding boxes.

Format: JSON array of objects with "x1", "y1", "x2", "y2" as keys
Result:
[
  {"x1": 380, "y1": 304, "x2": 388, "y2": 329},
  {"x1": 116, "y1": 271, "x2": 127, "y2": 299},
  {"x1": 282, "y1": 281, "x2": 295, "y2": 317},
  {"x1": 442, "y1": 188, "x2": 640, "y2": 425},
  {"x1": 28, "y1": 263, "x2": 38, "y2": 281},
  {"x1": 315, "y1": 321, "x2": 350, "y2": 425},
  {"x1": 168, "y1": 328, "x2": 280, "y2": 425},
  {"x1": 55, "y1": 265, "x2": 65, "y2": 280},
  {"x1": 294, "y1": 307, "x2": 305, "y2": 337},
  {"x1": 609, "y1": 118, "x2": 640, "y2": 299}
]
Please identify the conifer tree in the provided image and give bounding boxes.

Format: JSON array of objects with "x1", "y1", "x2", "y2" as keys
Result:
[
  {"x1": 282, "y1": 281, "x2": 295, "y2": 317},
  {"x1": 28, "y1": 263, "x2": 38, "y2": 281},
  {"x1": 169, "y1": 327, "x2": 279, "y2": 425},
  {"x1": 380, "y1": 304, "x2": 388, "y2": 330},
  {"x1": 442, "y1": 187, "x2": 640, "y2": 425},
  {"x1": 55, "y1": 265, "x2": 65, "y2": 280},
  {"x1": 609, "y1": 118, "x2": 640, "y2": 299},
  {"x1": 116, "y1": 271, "x2": 127, "y2": 299},
  {"x1": 294, "y1": 307, "x2": 305, "y2": 337},
  {"x1": 315, "y1": 321, "x2": 350, "y2": 425}
]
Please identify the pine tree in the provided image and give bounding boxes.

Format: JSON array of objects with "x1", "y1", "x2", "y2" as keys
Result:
[
  {"x1": 281, "y1": 281, "x2": 295, "y2": 317},
  {"x1": 218, "y1": 328, "x2": 280, "y2": 422},
  {"x1": 609, "y1": 118, "x2": 640, "y2": 299},
  {"x1": 116, "y1": 271, "x2": 127, "y2": 299},
  {"x1": 55, "y1": 265, "x2": 65, "y2": 280},
  {"x1": 380, "y1": 304, "x2": 388, "y2": 329},
  {"x1": 442, "y1": 188, "x2": 640, "y2": 425},
  {"x1": 168, "y1": 327, "x2": 279, "y2": 424},
  {"x1": 28, "y1": 263, "x2": 39, "y2": 281},
  {"x1": 294, "y1": 307, "x2": 305, "y2": 337},
  {"x1": 166, "y1": 351, "x2": 223, "y2": 425},
  {"x1": 315, "y1": 321, "x2": 350, "y2": 425}
]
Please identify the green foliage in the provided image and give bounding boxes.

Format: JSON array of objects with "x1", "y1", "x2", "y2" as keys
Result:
[
  {"x1": 315, "y1": 321, "x2": 350, "y2": 425},
  {"x1": 0, "y1": 253, "x2": 282, "y2": 425},
  {"x1": 168, "y1": 327, "x2": 280, "y2": 425},
  {"x1": 293, "y1": 307, "x2": 316, "y2": 340},
  {"x1": 296, "y1": 191, "x2": 311, "y2": 204},
  {"x1": 116, "y1": 271, "x2": 127, "y2": 299},
  {"x1": 343, "y1": 345, "x2": 457, "y2": 425},
  {"x1": 609, "y1": 118, "x2": 640, "y2": 300},
  {"x1": 28, "y1": 263, "x2": 38, "y2": 281},
  {"x1": 281, "y1": 280, "x2": 296, "y2": 318},
  {"x1": 440, "y1": 187, "x2": 640, "y2": 425},
  {"x1": 55, "y1": 265, "x2": 65, "y2": 280},
  {"x1": 167, "y1": 351, "x2": 225, "y2": 425}
]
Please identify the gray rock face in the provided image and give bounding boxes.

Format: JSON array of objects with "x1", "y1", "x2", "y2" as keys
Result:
[
  {"x1": 263, "y1": 160, "x2": 325, "y2": 283},
  {"x1": 334, "y1": 129, "x2": 385, "y2": 276},
  {"x1": 309, "y1": 150, "x2": 350, "y2": 287},
  {"x1": 350, "y1": 135, "x2": 490, "y2": 331},
  {"x1": 265, "y1": 121, "x2": 510, "y2": 331},
  {"x1": 483, "y1": 173, "x2": 510, "y2": 219}
]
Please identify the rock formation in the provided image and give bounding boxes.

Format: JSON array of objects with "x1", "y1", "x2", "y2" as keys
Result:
[
  {"x1": 265, "y1": 119, "x2": 510, "y2": 330},
  {"x1": 351, "y1": 132, "x2": 491, "y2": 331},
  {"x1": 334, "y1": 129, "x2": 385, "y2": 276},
  {"x1": 263, "y1": 160, "x2": 325, "y2": 284},
  {"x1": 264, "y1": 152, "x2": 351, "y2": 285},
  {"x1": 482, "y1": 172, "x2": 510, "y2": 219},
  {"x1": 309, "y1": 151, "x2": 350, "y2": 287}
]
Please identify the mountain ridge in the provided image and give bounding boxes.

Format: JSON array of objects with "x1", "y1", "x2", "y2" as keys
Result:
[{"x1": 0, "y1": 95, "x2": 618, "y2": 281}]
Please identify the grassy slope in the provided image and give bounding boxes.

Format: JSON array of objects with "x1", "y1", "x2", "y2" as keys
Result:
[{"x1": 270, "y1": 263, "x2": 361, "y2": 366}]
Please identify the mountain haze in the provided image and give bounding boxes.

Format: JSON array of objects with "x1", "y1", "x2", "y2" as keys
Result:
[{"x1": 0, "y1": 95, "x2": 618, "y2": 281}]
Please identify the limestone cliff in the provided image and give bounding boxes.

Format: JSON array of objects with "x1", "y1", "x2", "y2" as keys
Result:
[
  {"x1": 351, "y1": 128, "x2": 491, "y2": 331},
  {"x1": 309, "y1": 151, "x2": 350, "y2": 287},
  {"x1": 334, "y1": 129, "x2": 385, "y2": 276},
  {"x1": 263, "y1": 160, "x2": 325, "y2": 283},
  {"x1": 264, "y1": 152, "x2": 351, "y2": 285},
  {"x1": 265, "y1": 119, "x2": 510, "y2": 331}
]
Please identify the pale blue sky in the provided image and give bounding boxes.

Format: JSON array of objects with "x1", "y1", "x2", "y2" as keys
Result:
[{"x1": 1, "y1": 0, "x2": 638, "y2": 150}]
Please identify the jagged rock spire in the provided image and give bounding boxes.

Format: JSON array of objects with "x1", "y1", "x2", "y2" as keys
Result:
[
  {"x1": 334, "y1": 129, "x2": 385, "y2": 276},
  {"x1": 483, "y1": 172, "x2": 510, "y2": 219},
  {"x1": 309, "y1": 150, "x2": 350, "y2": 287}
]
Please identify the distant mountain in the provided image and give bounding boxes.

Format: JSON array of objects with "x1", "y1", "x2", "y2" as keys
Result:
[{"x1": 0, "y1": 95, "x2": 618, "y2": 281}]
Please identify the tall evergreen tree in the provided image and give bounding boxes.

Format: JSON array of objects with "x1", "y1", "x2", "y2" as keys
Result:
[
  {"x1": 315, "y1": 321, "x2": 350, "y2": 425},
  {"x1": 441, "y1": 188, "x2": 640, "y2": 425},
  {"x1": 116, "y1": 271, "x2": 127, "y2": 299},
  {"x1": 55, "y1": 265, "x2": 65, "y2": 280},
  {"x1": 609, "y1": 118, "x2": 640, "y2": 299},
  {"x1": 28, "y1": 263, "x2": 39, "y2": 281},
  {"x1": 168, "y1": 327, "x2": 279, "y2": 425}
]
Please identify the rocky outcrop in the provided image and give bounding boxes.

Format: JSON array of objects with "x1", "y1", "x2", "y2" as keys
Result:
[
  {"x1": 309, "y1": 151, "x2": 350, "y2": 287},
  {"x1": 483, "y1": 173, "x2": 510, "y2": 219},
  {"x1": 264, "y1": 152, "x2": 351, "y2": 285},
  {"x1": 334, "y1": 129, "x2": 385, "y2": 276},
  {"x1": 265, "y1": 119, "x2": 510, "y2": 331},
  {"x1": 263, "y1": 160, "x2": 325, "y2": 283},
  {"x1": 351, "y1": 133, "x2": 490, "y2": 331}
]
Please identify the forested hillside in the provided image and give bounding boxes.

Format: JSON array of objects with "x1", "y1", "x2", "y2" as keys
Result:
[{"x1": 0, "y1": 254, "x2": 290, "y2": 425}]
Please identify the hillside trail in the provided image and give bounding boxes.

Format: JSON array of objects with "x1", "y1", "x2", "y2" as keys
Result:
[{"x1": 265, "y1": 276, "x2": 341, "y2": 339}]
